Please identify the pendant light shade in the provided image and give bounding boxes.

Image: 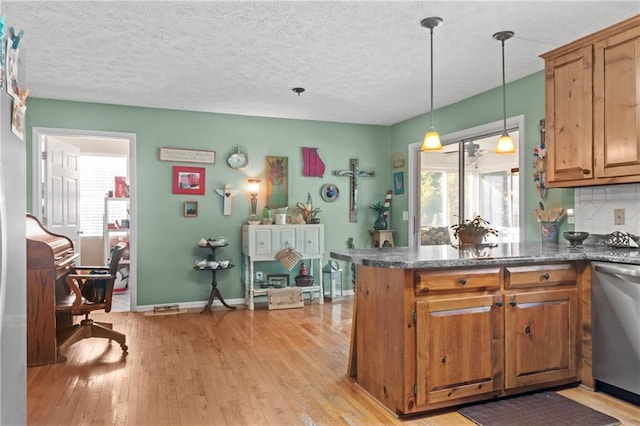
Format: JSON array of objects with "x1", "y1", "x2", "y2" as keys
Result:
[
  {"x1": 493, "y1": 30, "x2": 516, "y2": 154},
  {"x1": 421, "y1": 17, "x2": 443, "y2": 151}
]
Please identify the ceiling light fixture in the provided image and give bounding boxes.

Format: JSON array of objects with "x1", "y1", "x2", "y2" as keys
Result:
[
  {"x1": 292, "y1": 87, "x2": 305, "y2": 96},
  {"x1": 421, "y1": 16, "x2": 443, "y2": 152},
  {"x1": 493, "y1": 30, "x2": 516, "y2": 154}
]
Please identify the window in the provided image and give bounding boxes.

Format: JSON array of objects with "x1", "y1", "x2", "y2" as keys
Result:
[
  {"x1": 79, "y1": 154, "x2": 128, "y2": 236},
  {"x1": 413, "y1": 120, "x2": 521, "y2": 246}
]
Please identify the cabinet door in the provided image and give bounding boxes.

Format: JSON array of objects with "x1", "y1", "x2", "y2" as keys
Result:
[
  {"x1": 299, "y1": 226, "x2": 322, "y2": 257},
  {"x1": 504, "y1": 289, "x2": 578, "y2": 389},
  {"x1": 594, "y1": 26, "x2": 640, "y2": 178},
  {"x1": 415, "y1": 294, "x2": 503, "y2": 405},
  {"x1": 252, "y1": 227, "x2": 272, "y2": 257},
  {"x1": 273, "y1": 227, "x2": 297, "y2": 252},
  {"x1": 545, "y1": 46, "x2": 594, "y2": 184}
]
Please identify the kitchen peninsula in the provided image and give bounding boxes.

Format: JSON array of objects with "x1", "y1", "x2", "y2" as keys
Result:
[{"x1": 330, "y1": 243, "x2": 639, "y2": 416}]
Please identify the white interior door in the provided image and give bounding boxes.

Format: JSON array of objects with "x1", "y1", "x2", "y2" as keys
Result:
[{"x1": 44, "y1": 135, "x2": 81, "y2": 256}]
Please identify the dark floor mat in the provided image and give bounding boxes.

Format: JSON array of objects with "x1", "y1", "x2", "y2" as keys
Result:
[{"x1": 458, "y1": 391, "x2": 620, "y2": 426}]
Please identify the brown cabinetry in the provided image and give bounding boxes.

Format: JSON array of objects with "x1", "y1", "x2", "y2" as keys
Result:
[
  {"x1": 415, "y1": 294, "x2": 503, "y2": 405},
  {"x1": 504, "y1": 263, "x2": 578, "y2": 388},
  {"x1": 353, "y1": 262, "x2": 580, "y2": 416},
  {"x1": 543, "y1": 15, "x2": 640, "y2": 187},
  {"x1": 504, "y1": 289, "x2": 577, "y2": 388}
]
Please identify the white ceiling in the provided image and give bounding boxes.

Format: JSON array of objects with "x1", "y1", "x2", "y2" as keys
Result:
[{"x1": 3, "y1": 1, "x2": 639, "y2": 126}]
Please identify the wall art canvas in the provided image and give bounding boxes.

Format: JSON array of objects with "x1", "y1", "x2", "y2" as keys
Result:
[
  {"x1": 393, "y1": 171, "x2": 404, "y2": 195},
  {"x1": 265, "y1": 156, "x2": 288, "y2": 208},
  {"x1": 302, "y1": 147, "x2": 325, "y2": 177},
  {"x1": 5, "y1": 36, "x2": 19, "y2": 98},
  {"x1": 172, "y1": 166, "x2": 206, "y2": 195},
  {"x1": 10, "y1": 98, "x2": 25, "y2": 140}
]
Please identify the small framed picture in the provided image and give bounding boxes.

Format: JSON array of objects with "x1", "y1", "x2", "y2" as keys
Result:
[
  {"x1": 267, "y1": 274, "x2": 289, "y2": 288},
  {"x1": 393, "y1": 171, "x2": 404, "y2": 195},
  {"x1": 172, "y1": 166, "x2": 206, "y2": 195},
  {"x1": 183, "y1": 201, "x2": 198, "y2": 217}
]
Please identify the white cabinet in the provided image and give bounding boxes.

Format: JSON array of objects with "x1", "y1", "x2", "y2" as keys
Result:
[
  {"x1": 104, "y1": 197, "x2": 130, "y2": 264},
  {"x1": 242, "y1": 224, "x2": 324, "y2": 310}
]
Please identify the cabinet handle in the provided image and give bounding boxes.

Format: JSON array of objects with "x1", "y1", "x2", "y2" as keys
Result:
[
  {"x1": 441, "y1": 355, "x2": 447, "y2": 364},
  {"x1": 458, "y1": 278, "x2": 467, "y2": 285},
  {"x1": 542, "y1": 272, "x2": 550, "y2": 280},
  {"x1": 496, "y1": 301, "x2": 503, "y2": 307},
  {"x1": 524, "y1": 325, "x2": 531, "y2": 334},
  {"x1": 509, "y1": 297, "x2": 517, "y2": 307},
  {"x1": 582, "y1": 168, "x2": 591, "y2": 175}
]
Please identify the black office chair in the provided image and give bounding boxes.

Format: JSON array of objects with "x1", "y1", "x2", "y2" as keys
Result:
[{"x1": 56, "y1": 242, "x2": 128, "y2": 359}]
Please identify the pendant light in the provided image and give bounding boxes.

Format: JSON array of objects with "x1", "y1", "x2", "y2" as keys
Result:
[
  {"x1": 493, "y1": 30, "x2": 516, "y2": 154},
  {"x1": 421, "y1": 17, "x2": 443, "y2": 151}
]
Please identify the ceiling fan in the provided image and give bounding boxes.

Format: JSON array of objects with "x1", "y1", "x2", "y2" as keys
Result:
[{"x1": 443, "y1": 141, "x2": 487, "y2": 158}]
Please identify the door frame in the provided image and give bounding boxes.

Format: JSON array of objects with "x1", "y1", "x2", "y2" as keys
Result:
[
  {"x1": 407, "y1": 115, "x2": 525, "y2": 248},
  {"x1": 31, "y1": 127, "x2": 137, "y2": 312}
]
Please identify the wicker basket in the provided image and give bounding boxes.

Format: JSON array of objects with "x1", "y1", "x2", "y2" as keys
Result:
[{"x1": 275, "y1": 247, "x2": 303, "y2": 271}]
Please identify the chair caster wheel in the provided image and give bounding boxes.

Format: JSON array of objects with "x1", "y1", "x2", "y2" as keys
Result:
[{"x1": 121, "y1": 344, "x2": 128, "y2": 352}]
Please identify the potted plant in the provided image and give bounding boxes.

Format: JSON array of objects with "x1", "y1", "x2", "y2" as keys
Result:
[
  {"x1": 450, "y1": 214, "x2": 498, "y2": 245},
  {"x1": 370, "y1": 201, "x2": 389, "y2": 230}
]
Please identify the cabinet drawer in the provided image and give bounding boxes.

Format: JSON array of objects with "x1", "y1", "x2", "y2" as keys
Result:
[
  {"x1": 415, "y1": 267, "x2": 501, "y2": 294},
  {"x1": 504, "y1": 263, "x2": 576, "y2": 289}
]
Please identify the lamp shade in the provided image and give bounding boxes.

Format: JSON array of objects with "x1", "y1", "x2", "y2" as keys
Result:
[
  {"x1": 247, "y1": 179, "x2": 260, "y2": 194},
  {"x1": 495, "y1": 133, "x2": 516, "y2": 154},
  {"x1": 422, "y1": 130, "x2": 442, "y2": 151}
]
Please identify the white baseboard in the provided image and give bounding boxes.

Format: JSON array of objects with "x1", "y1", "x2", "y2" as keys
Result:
[{"x1": 134, "y1": 290, "x2": 354, "y2": 312}]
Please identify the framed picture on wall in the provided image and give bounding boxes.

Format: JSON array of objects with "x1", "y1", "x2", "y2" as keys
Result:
[
  {"x1": 183, "y1": 201, "x2": 198, "y2": 217},
  {"x1": 393, "y1": 171, "x2": 404, "y2": 195},
  {"x1": 172, "y1": 166, "x2": 206, "y2": 195}
]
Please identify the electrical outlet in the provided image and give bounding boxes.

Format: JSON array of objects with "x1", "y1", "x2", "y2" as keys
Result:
[
  {"x1": 256, "y1": 271, "x2": 264, "y2": 281},
  {"x1": 614, "y1": 208, "x2": 625, "y2": 226},
  {"x1": 566, "y1": 208, "x2": 575, "y2": 225}
]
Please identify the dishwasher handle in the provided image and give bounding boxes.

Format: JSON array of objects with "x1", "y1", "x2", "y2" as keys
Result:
[{"x1": 594, "y1": 263, "x2": 640, "y2": 279}]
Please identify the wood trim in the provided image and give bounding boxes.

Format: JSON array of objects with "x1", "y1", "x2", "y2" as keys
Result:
[{"x1": 577, "y1": 261, "x2": 594, "y2": 388}]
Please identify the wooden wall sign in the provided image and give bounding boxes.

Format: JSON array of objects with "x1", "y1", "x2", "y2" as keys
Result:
[{"x1": 159, "y1": 147, "x2": 216, "y2": 164}]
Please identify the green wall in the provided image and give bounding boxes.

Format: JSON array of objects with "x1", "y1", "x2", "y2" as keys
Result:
[
  {"x1": 26, "y1": 100, "x2": 390, "y2": 306},
  {"x1": 389, "y1": 70, "x2": 573, "y2": 243},
  {"x1": 25, "y1": 70, "x2": 573, "y2": 307}
]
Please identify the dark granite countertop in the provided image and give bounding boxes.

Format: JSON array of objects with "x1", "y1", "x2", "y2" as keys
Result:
[{"x1": 330, "y1": 242, "x2": 640, "y2": 269}]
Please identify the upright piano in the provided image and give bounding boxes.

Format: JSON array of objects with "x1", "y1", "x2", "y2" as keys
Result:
[{"x1": 26, "y1": 214, "x2": 79, "y2": 366}]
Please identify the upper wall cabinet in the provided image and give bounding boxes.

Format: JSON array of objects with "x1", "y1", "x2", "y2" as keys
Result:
[{"x1": 542, "y1": 15, "x2": 640, "y2": 187}]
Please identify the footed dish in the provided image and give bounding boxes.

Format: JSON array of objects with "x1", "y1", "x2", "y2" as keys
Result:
[{"x1": 563, "y1": 231, "x2": 589, "y2": 248}]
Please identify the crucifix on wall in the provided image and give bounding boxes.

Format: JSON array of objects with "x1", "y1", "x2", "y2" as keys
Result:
[{"x1": 334, "y1": 158, "x2": 375, "y2": 222}]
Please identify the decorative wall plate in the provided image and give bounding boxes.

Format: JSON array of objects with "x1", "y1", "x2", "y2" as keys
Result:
[{"x1": 320, "y1": 184, "x2": 339, "y2": 202}]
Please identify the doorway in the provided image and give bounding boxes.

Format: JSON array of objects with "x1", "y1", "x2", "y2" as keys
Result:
[
  {"x1": 31, "y1": 127, "x2": 136, "y2": 312},
  {"x1": 407, "y1": 116, "x2": 525, "y2": 248}
]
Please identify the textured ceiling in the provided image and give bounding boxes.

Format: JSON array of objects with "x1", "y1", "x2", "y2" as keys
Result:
[{"x1": 3, "y1": 1, "x2": 639, "y2": 125}]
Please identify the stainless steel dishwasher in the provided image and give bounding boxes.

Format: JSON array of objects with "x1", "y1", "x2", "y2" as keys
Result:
[{"x1": 592, "y1": 262, "x2": 640, "y2": 406}]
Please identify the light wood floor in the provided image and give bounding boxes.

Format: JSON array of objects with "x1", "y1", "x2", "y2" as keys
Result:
[{"x1": 28, "y1": 297, "x2": 639, "y2": 425}]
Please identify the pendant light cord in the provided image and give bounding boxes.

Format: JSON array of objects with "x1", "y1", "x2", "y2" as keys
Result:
[
  {"x1": 430, "y1": 27, "x2": 435, "y2": 129},
  {"x1": 501, "y1": 38, "x2": 507, "y2": 134}
]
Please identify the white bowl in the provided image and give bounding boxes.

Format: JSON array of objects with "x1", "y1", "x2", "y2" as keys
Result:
[
  {"x1": 219, "y1": 260, "x2": 230, "y2": 268},
  {"x1": 207, "y1": 261, "x2": 219, "y2": 269}
]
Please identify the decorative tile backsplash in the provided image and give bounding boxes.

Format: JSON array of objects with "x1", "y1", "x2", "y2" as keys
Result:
[{"x1": 575, "y1": 184, "x2": 640, "y2": 235}]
